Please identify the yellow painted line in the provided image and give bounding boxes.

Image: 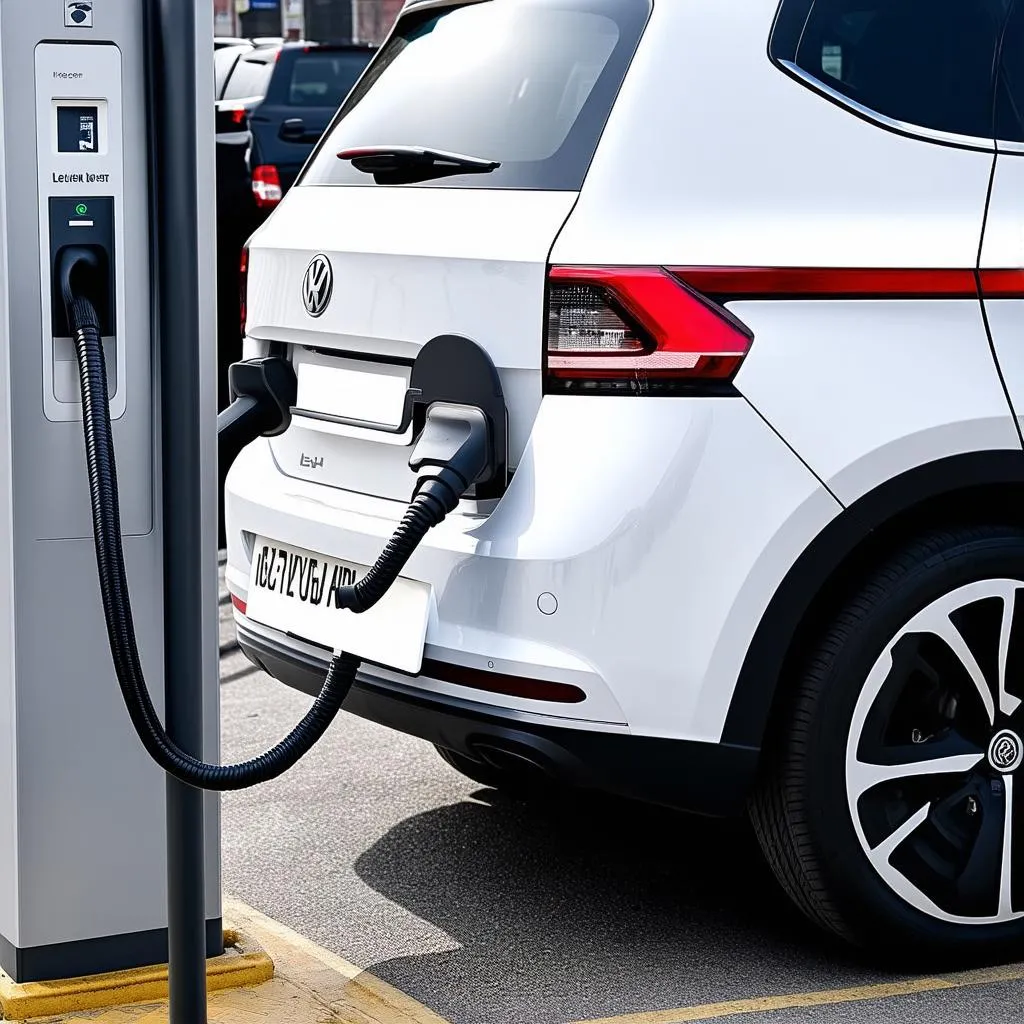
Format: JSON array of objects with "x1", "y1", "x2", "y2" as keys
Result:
[
  {"x1": 570, "y1": 963, "x2": 1024, "y2": 1024},
  {"x1": 223, "y1": 896, "x2": 453, "y2": 1024}
]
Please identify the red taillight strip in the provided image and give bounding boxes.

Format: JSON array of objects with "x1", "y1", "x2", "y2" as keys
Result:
[
  {"x1": 421, "y1": 658, "x2": 586, "y2": 704},
  {"x1": 669, "y1": 267, "x2": 983, "y2": 301},
  {"x1": 230, "y1": 593, "x2": 247, "y2": 615},
  {"x1": 979, "y1": 270, "x2": 1024, "y2": 298}
]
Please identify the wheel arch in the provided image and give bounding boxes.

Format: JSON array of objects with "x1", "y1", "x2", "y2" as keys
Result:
[{"x1": 724, "y1": 450, "x2": 1024, "y2": 758}]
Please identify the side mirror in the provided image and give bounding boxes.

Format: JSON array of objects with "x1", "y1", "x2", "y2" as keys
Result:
[{"x1": 279, "y1": 118, "x2": 305, "y2": 142}]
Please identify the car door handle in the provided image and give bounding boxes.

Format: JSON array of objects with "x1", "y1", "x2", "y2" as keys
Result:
[{"x1": 280, "y1": 118, "x2": 306, "y2": 142}]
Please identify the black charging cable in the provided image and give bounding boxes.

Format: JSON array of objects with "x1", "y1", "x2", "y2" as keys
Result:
[{"x1": 60, "y1": 246, "x2": 490, "y2": 790}]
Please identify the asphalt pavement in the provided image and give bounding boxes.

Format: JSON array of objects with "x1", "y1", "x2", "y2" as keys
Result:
[{"x1": 217, "y1": 568, "x2": 1024, "y2": 1024}]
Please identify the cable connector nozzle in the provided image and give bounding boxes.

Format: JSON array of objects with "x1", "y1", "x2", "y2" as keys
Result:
[{"x1": 408, "y1": 403, "x2": 492, "y2": 517}]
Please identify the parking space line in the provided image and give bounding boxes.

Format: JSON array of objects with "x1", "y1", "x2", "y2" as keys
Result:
[
  {"x1": 224, "y1": 897, "x2": 453, "y2": 1024},
  {"x1": 570, "y1": 963, "x2": 1024, "y2": 1024}
]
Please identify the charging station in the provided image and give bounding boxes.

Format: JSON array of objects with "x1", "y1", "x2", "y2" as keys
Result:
[
  {"x1": 0, "y1": 0, "x2": 221, "y2": 982},
  {"x1": 0, "y1": 2, "x2": 503, "y2": 1017}
]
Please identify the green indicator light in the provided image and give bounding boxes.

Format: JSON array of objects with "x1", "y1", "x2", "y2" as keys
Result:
[{"x1": 75, "y1": 203, "x2": 88, "y2": 216}]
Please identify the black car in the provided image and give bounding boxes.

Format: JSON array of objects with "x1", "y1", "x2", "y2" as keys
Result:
[
  {"x1": 214, "y1": 43, "x2": 258, "y2": 415},
  {"x1": 219, "y1": 42, "x2": 375, "y2": 221},
  {"x1": 214, "y1": 43, "x2": 255, "y2": 237}
]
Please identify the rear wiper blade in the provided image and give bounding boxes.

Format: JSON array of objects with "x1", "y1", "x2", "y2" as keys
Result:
[{"x1": 337, "y1": 145, "x2": 500, "y2": 183}]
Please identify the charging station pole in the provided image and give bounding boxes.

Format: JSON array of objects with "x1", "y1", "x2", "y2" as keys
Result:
[
  {"x1": 0, "y1": 0, "x2": 220, "y2": 993},
  {"x1": 146, "y1": 1, "x2": 216, "y2": 1019}
]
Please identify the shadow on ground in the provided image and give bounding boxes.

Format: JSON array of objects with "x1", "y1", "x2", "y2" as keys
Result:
[{"x1": 352, "y1": 787, "x2": 884, "y2": 1024}]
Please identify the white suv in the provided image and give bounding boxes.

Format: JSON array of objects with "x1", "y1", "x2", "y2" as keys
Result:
[{"x1": 226, "y1": 0, "x2": 1024, "y2": 960}]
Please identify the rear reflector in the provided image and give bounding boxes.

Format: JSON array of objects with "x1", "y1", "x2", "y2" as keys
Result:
[
  {"x1": 422, "y1": 658, "x2": 586, "y2": 704},
  {"x1": 231, "y1": 594, "x2": 247, "y2": 615},
  {"x1": 546, "y1": 266, "x2": 753, "y2": 389},
  {"x1": 252, "y1": 165, "x2": 283, "y2": 209}
]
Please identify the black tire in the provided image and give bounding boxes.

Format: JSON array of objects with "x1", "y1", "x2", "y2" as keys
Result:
[
  {"x1": 750, "y1": 525, "x2": 1024, "y2": 964},
  {"x1": 434, "y1": 745, "x2": 550, "y2": 797}
]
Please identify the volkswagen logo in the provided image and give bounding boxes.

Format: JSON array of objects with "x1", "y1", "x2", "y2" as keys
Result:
[
  {"x1": 988, "y1": 729, "x2": 1024, "y2": 774},
  {"x1": 302, "y1": 255, "x2": 333, "y2": 318}
]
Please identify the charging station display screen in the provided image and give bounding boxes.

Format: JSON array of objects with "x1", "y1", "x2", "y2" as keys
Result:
[{"x1": 57, "y1": 105, "x2": 99, "y2": 154}]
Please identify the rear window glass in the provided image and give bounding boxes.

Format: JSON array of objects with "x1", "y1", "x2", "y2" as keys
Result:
[
  {"x1": 770, "y1": 0, "x2": 1007, "y2": 140},
  {"x1": 996, "y1": 1, "x2": 1024, "y2": 141},
  {"x1": 300, "y1": 0, "x2": 650, "y2": 190},
  {"x1": 221, "y1": 55, "x2": 274, "y2": 102},
  {"x1": 214, "y1": 46, "x2": 251, "y2": 99},
  {"x1": 285, "y1": 51, "x2": 373, "y2": 108}
]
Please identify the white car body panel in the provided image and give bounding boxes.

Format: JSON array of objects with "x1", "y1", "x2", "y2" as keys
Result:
[
  {"x1": 551, "y1": 0, "x2": 993, "y2": 269},
  {"x1": 981, "y1": 154, "x2": 1024, "y2": 437},
  {"x1": 732, "y1": 300, "x2": 1021, "y2": 505}
]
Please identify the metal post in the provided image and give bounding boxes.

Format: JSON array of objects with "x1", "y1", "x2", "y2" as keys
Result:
[{"x1": 145, "y1": 1, "x2": 208, "y2": 1021}]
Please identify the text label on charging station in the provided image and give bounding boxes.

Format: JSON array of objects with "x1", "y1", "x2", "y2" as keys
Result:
[{"x1": 53, "y1": 172, "x2": 110, "y2": 183}]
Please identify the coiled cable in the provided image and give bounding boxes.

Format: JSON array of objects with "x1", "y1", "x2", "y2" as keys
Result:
[{"x1": 62, "y1": 247, "x2": 448, "y2": 791}]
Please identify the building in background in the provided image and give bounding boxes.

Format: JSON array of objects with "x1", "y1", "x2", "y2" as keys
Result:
[
  {"x1": 218, "y1": 0, "x2": 404, "y2": 44},
  {"x1": 304, "y1": 0, "x2": 354, "y2": 42},
  {"x1": 352, "y1": 0, "x2": 404, "y2": 42}
]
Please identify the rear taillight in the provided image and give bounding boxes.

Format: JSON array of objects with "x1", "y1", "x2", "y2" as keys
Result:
[
  {"x1": 545, "y1": 267, "x2": 753, "y2": 393},
  {"x1": 252, "y1": 165, "x2": 283, "y2": 209},
  {"x1": 239, "y1": 245, "x2": 249, "y2": 340}
]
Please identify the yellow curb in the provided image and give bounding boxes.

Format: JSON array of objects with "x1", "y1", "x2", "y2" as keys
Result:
[
  {"x1": 0, "y1": 929, "x2": 274, "y2": 1021},
  {"x1": 222, "y1": 896, "x2": 453, "y2": 1024}
]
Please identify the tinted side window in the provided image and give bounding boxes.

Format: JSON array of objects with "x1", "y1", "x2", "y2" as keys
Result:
[
  {"x1": 996, "y1": 1, "x2": 1024, "y2": 141},
  {"x1": 771, "y1": 0, "x2": 1005, "y2": 140}
]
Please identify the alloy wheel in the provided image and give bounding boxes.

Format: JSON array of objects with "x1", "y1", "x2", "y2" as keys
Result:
[{"x1": 847, "y1": 579, "x2": 1024, "y2": 925}]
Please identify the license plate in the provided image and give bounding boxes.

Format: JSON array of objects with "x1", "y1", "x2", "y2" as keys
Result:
[{"x1": 245, "y1": 537, "x2": 430, "y2": 674}]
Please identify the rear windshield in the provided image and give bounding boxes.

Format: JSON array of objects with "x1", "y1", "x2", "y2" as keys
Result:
[
  {"x1": 300, "y1": 0, "x2": 650, "y2": 190},
  {"x1": 214, "y1": 45, "x2": 251, "y2": 100},
  {"x1": 285, "y1": 51, "x2": 374, "y2": 108},
  {"x1": 221, "y1": 55, "x2": 274, "y2": 102}
]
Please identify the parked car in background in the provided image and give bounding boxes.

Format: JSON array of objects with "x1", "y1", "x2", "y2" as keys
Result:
[
  {"x1": 215, "y1": 41, "x2": 256, "y2": 234},
  {"x1": 214, "y1": 39, "x2": 372, "y2": 539},
  {"x1": 215, "y1": 41, "x2": 253, "y2": 93},
  {"x1": 214, "y1": 42, "x2": 257, "y2": 414},
  {"x1": 213, "y1": 41, "x2": 374, "y2": 406},
  {"x1": 219, "y1": 42, "x2": 375, "y2": 221}
]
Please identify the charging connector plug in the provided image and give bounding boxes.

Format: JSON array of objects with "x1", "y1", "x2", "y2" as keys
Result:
[{"x1": 409, "y1": 403, "x2": 492, "y2": 520}]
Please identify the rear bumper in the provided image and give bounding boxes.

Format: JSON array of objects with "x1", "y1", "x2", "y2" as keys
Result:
[
  {"x1": 225, "y1": 394, "x2": 840, "y2": 742},
  {"x1": 236, "y1": 622, "x2": 758, "y2": 817}
]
